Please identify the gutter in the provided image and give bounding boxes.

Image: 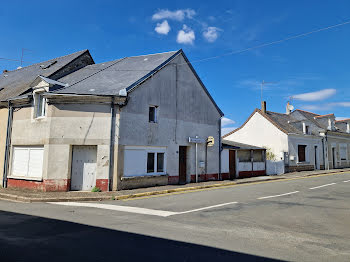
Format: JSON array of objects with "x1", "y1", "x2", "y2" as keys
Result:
[{"x1": 2, "y1": 102, "x2": 14, "y2": 188}]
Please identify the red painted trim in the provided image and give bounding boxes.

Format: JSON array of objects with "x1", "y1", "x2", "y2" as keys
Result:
[
  {"x1": 190, "y1": 173, "x2": 219, "y2": 183},
  {"x1": 221, "y1": 173, "x2": 230, "y2": 180},
  {"x1": 95, "y1": 179, "x2": 108, "y2": 191},
  {"x1": 7, "y1": 178, "x2": 71, "y2": 192},
  {"x1": 238, "y1": 170, "x2": 266, "y2": 178}
]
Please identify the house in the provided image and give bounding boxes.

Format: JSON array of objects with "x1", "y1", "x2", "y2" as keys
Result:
[
  {"x1": 0, "y1": 49, "x2": 223, "y2": 191},
  {"x1": 223, "y1": 102, "x2": 325, "y2": 172},
  {"x1": 221, "y1": 140, "x2": 266, "y2": 179}
]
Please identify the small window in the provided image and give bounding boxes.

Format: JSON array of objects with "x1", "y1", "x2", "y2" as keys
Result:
[
  {"x1": 157, "y1": 153, "x2": 164, "y2": 172},
  {"x1": 340, "y1": 145, "x2": 347, "y2": 161},
  {"x1": 298, "y1": 145, "x2": 307, "y2": 162},
  {"x1": 147, "y1": 153, "x2": 155, "y2": 173},
  {"x1": 149, "y1": 106, "x2": 157, "y2": 123},
  {"x1": 253, "y1": 150, "x2": 264, "y2": 162},
  {"x1": 305, "y1": 125, "x2": 309, "y2": 134},
  {"x1": 35, "y1": 93, "x2": 46, "y2": 118},
  {"x1": 238, "y1": 150, "x2": 251, "y2": 162}
]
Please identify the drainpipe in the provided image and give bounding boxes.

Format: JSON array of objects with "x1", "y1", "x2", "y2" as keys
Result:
[
  {"x1": 321, "y1": 137, "x2": 325, "y2": 170},
  {"x1": 325, "y1": 132, "x2": 330, "y2": 170},
  {"x1": 218, "y1": 118, "x2": 222, "y2": 180},
  {"x1": 108, "y1": 99, "x2": 116, "y2": 191},
  {"x1": 3, "y1": 102, "x2": 14, "y2": 188}
]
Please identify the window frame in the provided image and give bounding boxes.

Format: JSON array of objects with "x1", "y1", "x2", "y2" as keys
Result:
[
  {"x1": 340, "y1": 144, "x2": 347, "y2": 161},
  {"x1": 34, "y1": 92, "x2": 47, "y2": 119},
  {"x1": 146, "y1": 151, "x2": 166, "y2": 175},
  {"x1": 149, "y1": 105, "x2": 158, "y2": 123}
]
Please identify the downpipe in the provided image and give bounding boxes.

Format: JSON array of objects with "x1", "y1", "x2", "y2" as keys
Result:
[{"x1": 3, "y1": 102, "x2": 14, "y2": 188}]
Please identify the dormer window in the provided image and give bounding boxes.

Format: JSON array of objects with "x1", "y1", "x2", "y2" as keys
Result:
[
  {"x1": 35, "y1": 93, "x2": 46, "y2": 118},
  {"x1": 305, "y1": 125, "x2": 309, "y2": 134}
]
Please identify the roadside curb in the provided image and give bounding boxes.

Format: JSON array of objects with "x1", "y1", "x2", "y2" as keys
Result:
[{"x1": 0, "y1": 169, "x2": 348, "y2": 203}]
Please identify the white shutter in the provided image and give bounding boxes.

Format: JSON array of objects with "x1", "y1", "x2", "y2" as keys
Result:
[
  {"x1": 340, "y1": 145, "x2": 347, "y2": 160},
  {"x1": 12, "y1": 147, "x2": 29, "y2": 177},
  {"x1": 11, "y1": 146, "x2": 44, "y2": 178},
  {"x1": 28, "y1": 148, "x2": 44, "y2": 178}
]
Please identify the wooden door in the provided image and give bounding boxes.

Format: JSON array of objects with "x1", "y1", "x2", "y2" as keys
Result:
[
  {"x1": 179, "y1": 146, "x2": 187, "y2": 184},
  {"x1": 229, "y1": 150, "x2": 236, "y2": 180}
]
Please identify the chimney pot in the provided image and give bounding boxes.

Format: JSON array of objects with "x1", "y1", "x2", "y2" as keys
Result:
[
  {"x1": 261, "y1": 101, "x2": 267, "y2": 114},
  {"x1": 3, "y1": 70, "x2": 8, "y2": 73}
]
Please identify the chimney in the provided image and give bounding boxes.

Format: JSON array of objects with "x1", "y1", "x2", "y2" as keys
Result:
[
  {"x1": 286, "y1": 101, "x2": 291, "y2": 115},
  {"x1": 3, "y1": 70, "x2": 8, "y2": 74},
  {"x1": 261, "y1": 101, "x2": 267, "y2": 114}
]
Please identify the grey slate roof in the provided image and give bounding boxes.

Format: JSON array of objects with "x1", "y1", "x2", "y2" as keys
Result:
[
  {"x1": 54, "y1": 51, "x2": 179, "y2": 95},
  {"x1": 265, "y1": 111, "x2": 303, "y2": 134},
  {"x1": 0, "y1": 50, "x2": 89, "y2": 101}
]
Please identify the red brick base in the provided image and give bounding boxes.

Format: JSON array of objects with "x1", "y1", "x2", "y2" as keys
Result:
[
  {"x1": 238, "y1": 170, "x2": 266, "y2": 178},
  {"x1": 168, "y1": 176, "x2": 179, "y2": 184},
  {"x1": 7, "y1": 178, "x2": 109, "y2": 192},
  {"x1": 190, "y1": 173, "x2": 219, "y2": 183},
  {"x1": 7, "y1": 178, "x2": 70, "y2": 192}
]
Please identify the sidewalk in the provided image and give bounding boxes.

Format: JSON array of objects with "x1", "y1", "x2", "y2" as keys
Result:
[{"x1": 1, "y1": 168, "x2": 349, "y2": 203}]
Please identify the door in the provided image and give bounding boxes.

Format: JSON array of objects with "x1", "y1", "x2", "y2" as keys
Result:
[
  {"x1": 314, "y1": 146, "x2": 318, "y2": 169},
  {"x1": 71, "y1": 146, "x2": 97, "y2": 191},
  {"x1": 179, "y1": 146, "x2": 187, "y2": 184},
  {"x1": 229, "y1": 150, "x2": 236, "y2": 180}
]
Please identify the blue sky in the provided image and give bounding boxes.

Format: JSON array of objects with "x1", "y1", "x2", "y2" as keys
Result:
[{"x1": 1, "y1": 0, "x2": 350, "y2": 134}]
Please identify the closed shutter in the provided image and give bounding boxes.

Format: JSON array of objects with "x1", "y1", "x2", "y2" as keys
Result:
[{"x1": 12, "y1": 147, "x2": 44, "y2": 178}]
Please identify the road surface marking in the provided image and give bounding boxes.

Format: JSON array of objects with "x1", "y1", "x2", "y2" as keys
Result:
[
  {"x1": 49, "y1": 202, "x2": 177, "y2": 217},
  {"x1": 48, "y1": 201, "x2": 238, "y2": 217},
  {"x1": 175, "y1": 202, "x2": 238, "y2": 215},
  {"x1": 343, "y1": 180, "x2": 350, "y2": 183},
  {"x1": 123, "y1": 172, "x2": 349, "y2": 201},
  {"x1": 309, "y1": 183, "x2": 336, "y2": 190},
  {"x1": 257, "y1": 191, "x2": 299, "y2": 200}
]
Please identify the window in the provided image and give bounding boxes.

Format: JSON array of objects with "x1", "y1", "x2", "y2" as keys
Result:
[
  {"x1": 340, "y1": 145, "x2": 347, "y2": 161},
  {"x1": 35, "y1": 93, "x2": 46, "y2": 118},
  {"x1": 305, "y1": 125, "x2": 309, "y2": 134},
  {"x1": 238, "y1": 150, "x2": 251, "y2": 162},
  {"x1": 253, "y1": 150, "x2": 264, "y2": 162},
  {"x1": 11, "y1": 146, "x2": 44, "y2": 179},
  {"x1": 298, "y1": 145, "x2": 307, "y2": 162},
  {"x1": 147, "y1": 153, "x2": 155, "y2": 173},
  {"x1": 149, "y1": 106, "x2": 157, "y2": 123},
  {"x1": 157, "y1": 153, "x2": 164, "y2": 172}
]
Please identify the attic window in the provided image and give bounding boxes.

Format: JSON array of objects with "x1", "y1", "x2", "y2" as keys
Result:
[
  {"x1": 305, "y1": 125, "x2": 309, "y2": 134},
  {"x1": 149, "y1": 106, "x2": 158, "y2": 123},
  {"x1": 35, "y1": 93, "x2": 46, "y2": 118}
]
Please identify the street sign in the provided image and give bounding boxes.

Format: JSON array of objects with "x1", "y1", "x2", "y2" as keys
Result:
[
  {"x1": 207, "y1": 136, "x2": 214, "y2": 147},
  {"x1": 188, "y1": 137, "x2": 205, "y2": 143}
]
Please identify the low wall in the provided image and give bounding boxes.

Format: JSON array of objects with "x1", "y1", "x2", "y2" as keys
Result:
[
  {"x1": 266, "y1": 160, "x2": 285, "y2": 175},
  {"x1": 121, "y1": 175, "x2": 169, "y2": 190},
  {"x1": 286, "y1": 165, "x2": 314, "y2": 172}
]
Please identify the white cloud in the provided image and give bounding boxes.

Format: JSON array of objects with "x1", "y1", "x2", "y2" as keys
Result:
[
  {"x1": 221, "y1": 127, "x2": 237, "y2": 136},
  {"x1": 152, "y1": 9, "x2": 196, "y2": 21},
  {"x1": 177, "y1": 25, "x2": 195, "y2": 45},
  {"x1": 292, "y1": 89, "x2": 336, "y2": 101},
  {"x1": 154, "y1": 20, "x2": 170, "y2": 35},
  {"x1": 336, "y1": 116, "x2": 350, "y2": 121},
  {"x1": 221, "y1": 117, "x2": 235, "y2": 127},
  {"x1": 203, "y1": 27, "x2": 221, "y2": 42},
  {"x1": 330, "y1": 102, "x2": 350, "y2": 107}
]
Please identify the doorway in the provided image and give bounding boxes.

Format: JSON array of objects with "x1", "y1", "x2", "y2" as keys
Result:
[
  {"x1": 71, "y1": 146, "x2": 97, "y2": 191},
  {"x1": 314, "y1": 146, "x2": 318, "y2": 169},
  {"x1": 229, "y1": 150, "x2": 236, "y2": 180},
  {"x1": 332, "y1": 147, "x2": 336, "y2": 169},
  {"x1": 179, "y1": 146, "x2": 187, "y2": 184}
]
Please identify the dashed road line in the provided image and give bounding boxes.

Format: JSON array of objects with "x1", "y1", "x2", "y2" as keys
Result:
[
  {"x1": 343, "y1": 180, "x2": 350, "y2": 183},
  {"x1": 175, "y1": 202, "x2": 238, "y2": 215},
  {"x1": 257, "y1": 191, "x2": 299, "y2": 200},
  {"x1": 309, "y1": 183, "x2": 336, "y2": 190}
]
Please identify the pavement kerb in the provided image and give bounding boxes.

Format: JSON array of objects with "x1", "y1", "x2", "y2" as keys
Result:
[{"x1": 0, "y1": 169, "x2": 349, "y2": 203}]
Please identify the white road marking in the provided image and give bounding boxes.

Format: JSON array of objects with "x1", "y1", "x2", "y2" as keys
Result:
[
  {"x1": 257, "y1": 191, "x2": 299, "y2": 200},
  {"x1": 49, "y1": 201, "x2": 238, "y2": 217},
  {"x1": 175, "y1": 202, "x2": 238, "y2": 215},
  {"x1": 49, "y1": 202, "x2": 177, "y2": 217},
  {"x1": 309, "y1": 183, "x2": 336, "y2": 190},
  {"x1": 343, "y1": 180, "x2": 350, "y2": 183}
]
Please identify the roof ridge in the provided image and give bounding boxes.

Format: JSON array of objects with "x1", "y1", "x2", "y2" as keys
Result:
[
  {"x1": 126, "y1": 50, "x2": 179, "y2": 58},
  {"x1": 335, "y1": 118, "x2": 350, "y2": 122},
  {"x1": 3, "y1": 49, "x2": 88, "y2": 74},
  {"x1": 295, "y1": 109, "x2": 320, "y2": 115}
]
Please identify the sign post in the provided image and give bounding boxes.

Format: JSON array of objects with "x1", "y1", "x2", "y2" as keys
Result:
[{"x1": 189, "y1": 136, "x2": 205, "y2": 183}]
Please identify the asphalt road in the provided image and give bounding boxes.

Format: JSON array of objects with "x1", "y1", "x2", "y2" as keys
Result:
[{"x1": 0, "y1": 172, "x2": 349, "y2": 262}]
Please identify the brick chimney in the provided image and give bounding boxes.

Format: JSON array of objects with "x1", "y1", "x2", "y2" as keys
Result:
[
  {"x1": 286, "y1": 101, "x2": 291, "y2": 115},
  {"x1": 3, "y1": 70, "x2": 8, "y2": 74},
  {"x1": 261, "y1": 101, "x2": 267, "y2": 114}
]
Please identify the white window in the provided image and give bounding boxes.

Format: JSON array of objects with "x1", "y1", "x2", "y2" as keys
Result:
[
  {"x1": 123, "y1": 146, "x2": 166, "y2": 177},
  {"x1": 11, "y1": 146, "x2": 44, "y2": 179},
  {"x1": 340, "y1": 145, "x2": 347, "y2": 161},
  {"x1": 35, "y1": 93, "x2": 46, "y2": 118},
  {"x1": 149, "y1": 106, "x2": 158, "y2": 123}
]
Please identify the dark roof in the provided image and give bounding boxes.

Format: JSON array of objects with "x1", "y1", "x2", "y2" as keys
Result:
[
  {"x1": 54, "y1": 51, "x2": 179, "y2": 95},
  {"x1": 0, "y1": 50, "x2": 89, "y2": 101},
  {"x1": 293, "y1": 109, "x2": 324, "y2": 129},
  {"x1": 265, "y1": 111, "x2": 303, "y2": 134},
  {"x1": 222, "y1": 139, "x2": 265, "y2": 150}
]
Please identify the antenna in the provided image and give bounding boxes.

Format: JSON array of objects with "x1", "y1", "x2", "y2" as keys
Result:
[
  {"x1": 20, "y1": 48, "x2": 33, "y2": 66},
  {"x1": 260, "y1": 80, "x2": 277, "y2": 102}
]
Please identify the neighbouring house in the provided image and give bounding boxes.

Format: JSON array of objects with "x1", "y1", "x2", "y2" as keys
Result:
[
  {"x1": 0, "y1": 49, "x2": 223, "y2": 192},
  {"x1": 223, "y1": 102, "x2": 325, "y2": 173},
  {"x1": 221, "y1": 140, "x2": 266, "y2": 179}
]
